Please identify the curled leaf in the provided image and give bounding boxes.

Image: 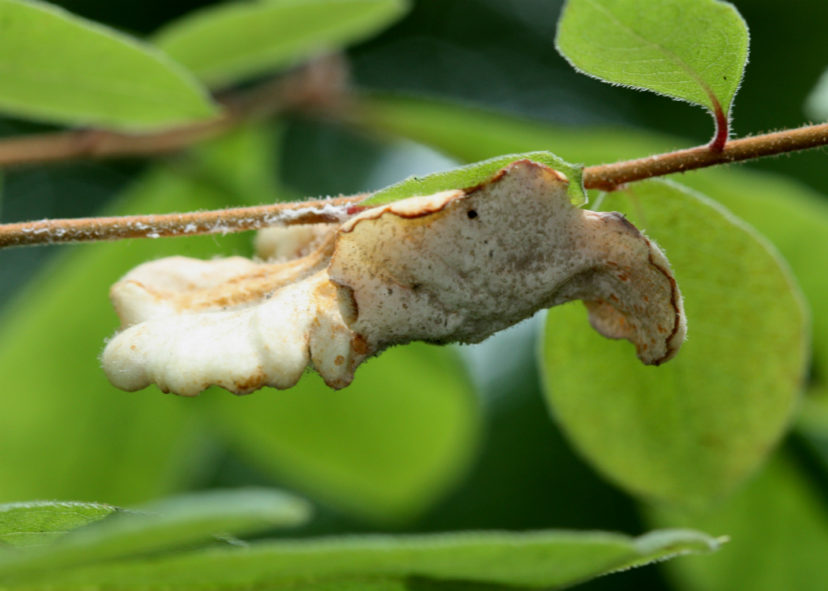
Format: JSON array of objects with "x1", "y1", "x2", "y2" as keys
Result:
[{"x1": 102, "y1": 160, "x2": 685, "y2": 395}]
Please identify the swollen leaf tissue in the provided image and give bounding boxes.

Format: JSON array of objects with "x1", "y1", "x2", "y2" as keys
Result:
[{"x1": 102, "y1": 160, "x2": 686, "y2": 395}]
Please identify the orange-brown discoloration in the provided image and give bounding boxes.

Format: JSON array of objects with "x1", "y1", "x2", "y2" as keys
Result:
[
  {"x1": 232, "y1": 369, "x2": 266, "y2": 394},
  {"x1": 351, "y1": 334, "x2": 370, "y2": 356}
]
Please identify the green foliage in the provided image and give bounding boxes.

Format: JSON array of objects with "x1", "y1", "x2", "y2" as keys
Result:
[
  {"x1": 204, "y1": 343, "x2": 480, "y2": 524},
  {"x1": 364, "y1": 151, "x2": 585, "y2": 206},
  {"x1": 0, "y1": 489, "x2": 310, "y2": 579},
  {"x1": 1, "y1": 1, "x2": 826, "y2": 590},
  {"x1": 0, "y1": 508, "x2": 721, "y2": 589},
  {"x1": 540, "y1": 180, "x2": 807, "y2": 505},
  {"x1": 155, "y1": 0, "x2": 409, "y2": 87},
  {"x1": 0, "y1": 502, "x2": 116, "y2": 548},
  {"x1": 0, "y1": 125, "x2": 480, "y2": 526},
  {"x1": 649, "y1": 452, "x2": 828, "y2": 591},
  {"x1": 555, "y1": 0, "x2": 748, "y2": 127},
  {"x1": 0, "y1": 130, "x2": 272, "y2": 506},
  {"x1": 356, "y1": 93, "x2": 828, "y2": 588},
  {"x1": 0, "y1": 0, "x2": 215, "y2": 130}
]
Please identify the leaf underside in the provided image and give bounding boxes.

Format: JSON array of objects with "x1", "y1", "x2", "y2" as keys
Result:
[{"x1": 541, "y1": 180, "x2": 807, "y2": 506}]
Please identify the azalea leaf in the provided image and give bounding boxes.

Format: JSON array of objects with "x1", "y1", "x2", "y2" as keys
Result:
[
  {"x1": 0, "y1": 0, "x2": 215, "y2": 130},
  {"x1": 648, "y1": 450, "x2": 828, "y2": 591},
  {"x1": 540, "y1": 180, "x2": 807, "y2": 505},
  {"x1": 556, "y1": 0, "x2": 749, "y2": 146},
  {"x1": 155, "y1": 0, "x2": 408, "y2": 87},
  {"x1": 0, "y1": 502, "x2": 116, "y2": 549},
  {"x1": 0, "y1": 528, "x2": 721, "y2": 589},
  {"x1": 0, "y1": 489, "x2": 310, "y2": 579}
]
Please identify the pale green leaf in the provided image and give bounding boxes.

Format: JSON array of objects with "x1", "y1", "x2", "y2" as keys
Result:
[
  {"x1": 1, "y1": 528, "x2": 721, "y2": 589},
  {"x1": 540, "y1": 180, "x2": 807, "y2": 505},
  {"x1": 556, "y1": 0, "x2": 748, "y2": 132},
  {"x1": 805, "y1": 68, "x2": 828, "y2": 120},
  {"x1": 363, "y1": 151, "x2": 585, "y2": 206},
  {"x1": 682, "y1": 168, "x2": 828, "y2": 383},
  {"x1": 155, "y1": 0, "x2": 409, "y2": 87},
  {"x1": 648, "y1": 451, "x2": 828, "y2": 591},
  {"x1": 0, "y1": 489, "x2": 310, "y2": 579},
  {"x1": 203, "y1": 343, "x2": 480, "y2": 524},
  {"x1": 0, "y1": 0, "x2": 216, "y2": 130},
  {"x1": 0, "y1": 502, "x2": 116, "y2": 549},
  {"x1": 0, "y1": 127, "x2": 277, "y2": 506}
]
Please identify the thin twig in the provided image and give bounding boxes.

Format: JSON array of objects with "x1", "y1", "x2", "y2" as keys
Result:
[
  {"x1": 1, "y1": 122, "x2": 827, "y2": 248},
  {"x1": 0, "y1": 198, "x2": 363, "y2": 247},
  {"x1": 584, "y1": 122, "x2": 828, "y2": 191}
]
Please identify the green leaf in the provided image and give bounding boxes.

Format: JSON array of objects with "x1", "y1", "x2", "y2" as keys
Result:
[
  {"x1": 648, "y1": 450, "x2": 828, "y2": 591},
  {"x1": 0, "y1": 489, "x2": 310, "y2": 579},
  {"x1": 806, "y1": 68, "x2": 828, "y2": 120},
  {"x1": 556, "y1": 0, "x2": 748, "y2": 140},
  {"x1": 202, "y1": 343, "x2": 480, "y2": 524},
  {"x1": 363, "y1": 151, "x2": 585, "y2": 207},
  {"x1": 0, "y1": 0, "x2": 216, "y2": 130},
  {"x1": 1, "y1": 528, "x2": 721, "y2": 589},
  {"x1": 540, "y1": 180, "x2": 807, "y2": 505},
  {"x1": 0, "y1": 127, "x2": 277, "y2": 506},
  {"x1": 155, "y1": 0, "x2": 409, "y2": 87},
  {"x1": 0, "y1": 502, "x2": 116, "y2": 549},
  {"x1": 682, "y1": 168, "x2": 828, "y2": 386}
]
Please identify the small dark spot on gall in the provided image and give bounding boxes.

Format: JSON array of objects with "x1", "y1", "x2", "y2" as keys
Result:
[
  {"x1": 387, "y1": 287, "x2": 393, "y2": 295},
  {"x1": 467, "y1": 210, "x2": 478, "y2": 219}
]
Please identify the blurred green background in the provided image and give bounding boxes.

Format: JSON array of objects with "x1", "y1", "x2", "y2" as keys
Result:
[{"x1": 0, "y1": 1, "x2": 826, "y2": 590}]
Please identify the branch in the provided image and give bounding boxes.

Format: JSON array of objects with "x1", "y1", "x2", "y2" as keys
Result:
[
  {"x1": 1, "y1": 122, "x2": 826, "y2": 248},
  {"x1": 0, "y1": 198, "x2": 363, "y2": 247},
  {"x1": 585, "y1": 122, "x2": 828, "y2": 191}
]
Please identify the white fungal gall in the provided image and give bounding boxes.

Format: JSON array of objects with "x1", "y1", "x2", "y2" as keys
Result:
[{"x1": 102, "y1": 159, "x2": 686, "y2": 396}]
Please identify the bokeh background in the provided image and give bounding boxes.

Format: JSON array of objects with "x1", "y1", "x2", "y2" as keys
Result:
[{"x1": 0, "y1": 1, "x2": 826, "y2": 590}]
